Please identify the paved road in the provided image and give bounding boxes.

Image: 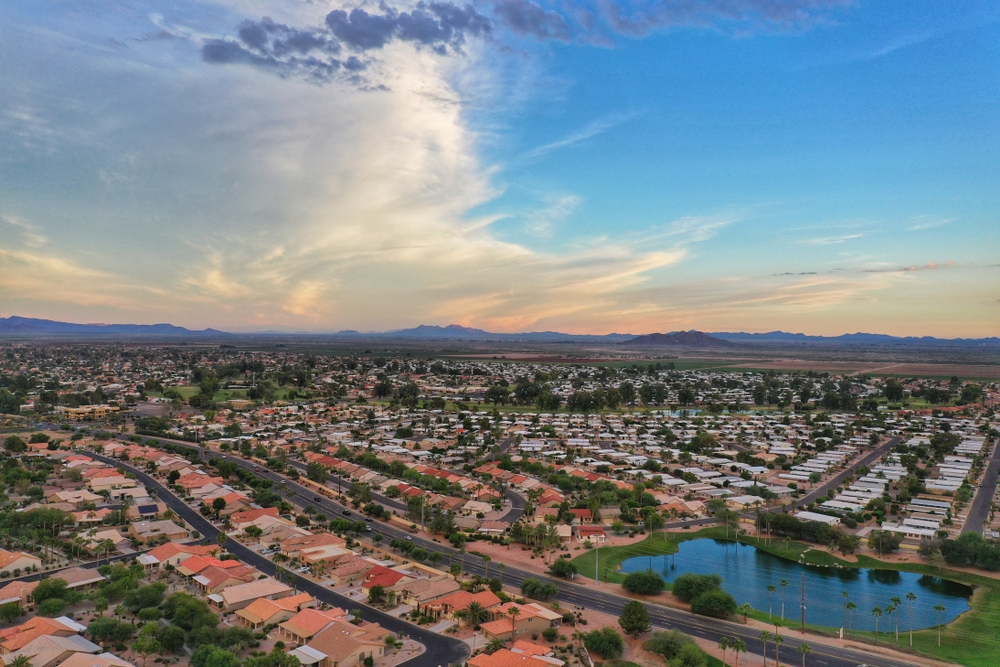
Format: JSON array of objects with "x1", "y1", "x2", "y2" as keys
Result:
[
  {"x1": 88, "y1": 451, "x2": 471, "y2": 667},
  {"x1": 963, "y1": 438, "x2": 1000, "y2": 535},
  {"x1": 126, "y1": 438, "x2": 924, "y2": 667}
]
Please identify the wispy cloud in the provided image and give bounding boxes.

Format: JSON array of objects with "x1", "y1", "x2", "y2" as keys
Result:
[
  {"x1": 908, "y1": 216, "x2": 954, "y2": 231},
  {"x1": 522, "y1": 195, "x2": 581, "y2": 235},
  {"x1": 799, "y1": 233, "x2": 865, "y2": 245},
  {"x1": 523, "y1": 112, "x2": 638, "y2": 159}
]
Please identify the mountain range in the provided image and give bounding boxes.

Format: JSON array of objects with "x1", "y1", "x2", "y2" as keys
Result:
[{"x1": 0, "y1": 316, "x2": 996, "y2": 346}]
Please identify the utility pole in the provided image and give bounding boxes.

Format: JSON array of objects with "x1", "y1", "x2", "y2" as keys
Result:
[
  {"x1": 801, "y1": 572, "x2": 806, "y2": 632},
  {"x1": 595, "y1": 543, "x2": 599, "y2": 582}
]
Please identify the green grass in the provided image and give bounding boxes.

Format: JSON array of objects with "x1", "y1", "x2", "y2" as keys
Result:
[{"x1": 571, "y1": 530, "x2": 1000, "y2": 667}]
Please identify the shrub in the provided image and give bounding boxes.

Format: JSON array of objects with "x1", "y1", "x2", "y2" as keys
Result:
[
  {"x1": 37, "y1": 598, "x2": 67, "y2": 617},
  {"x1": 542, "y1": 627, "x2": 559, "y2": 642},
  {"x1": 644, "y1": 630, "x2": 708, "y2": 667},
  {"x1": 547, "y1": 558, "x2": 577, "y2": 579},
  {"x1": 671, "y1": 573, "x2": 721, "y2": 602},
  {"x1": 689, "y1": 589, "x2": 736, "y2": 618},
  {"x1": 622, "y1": 570, "x2": 665, "y2": 595},
  {"x1": 583, "y1": 627, "x2": 624, "y2": 659}
]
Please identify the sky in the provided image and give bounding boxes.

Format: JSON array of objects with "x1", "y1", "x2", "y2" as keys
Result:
[{"x1": 1, "y1": 0, "x2": 998, "y2": 336}]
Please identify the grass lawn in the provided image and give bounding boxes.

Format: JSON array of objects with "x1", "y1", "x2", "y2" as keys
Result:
[{"x1": 571, "y1": 529, "x2": 1000, "y2": 667}]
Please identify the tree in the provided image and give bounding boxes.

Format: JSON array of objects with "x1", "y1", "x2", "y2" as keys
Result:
[
  {"x1": 307, "y1": 462, "x2": 328, "y2": 483},
  {"x1": 871, "y1": 607, "x2": 883, "y2": 644},
  {"x1": 212, "y1": 497, "x2": 227, "y2": 514},
  {"x1": 759, "y1": 631, "x2": 770, "y2": 667},
  {"x1": 779, "y1": 579, "x2": 788, "y2": 620},
  {"x1": 190, "y1": 645, "x2": 240, "y2": 667},
  {"x1": 243, "y1": 647, "x2": 303, "y2": 667},
  {"x1": 798, "y1": 642, "x2": 811, "y2": 667},
  {"x1": 37, "y1": 599, "x2": 67, "y2": 617},
  {"x1": 133, "y1": 624, "x2": 161, "y2": 667},
  {"x1": 8, "y1": 657, "x2": 32, "y2": 667},
  {"x1": 672, "y1": 573, "x2": 721, "y2": 602},
  {"x1": 583, "y1": 627, "x2": 624, "y2": 659},
  {"x1": 245, "y1": 525, "x2": 263, "y2": 542},
  {"x1": 767, "y1": 584, "x2": 776, "y2": 619},
  {"x1": 732, "y1": 638, "x2": 746, "y2": 667},
  {"x1": 0, "y1": 602, "x2": 23, "y2": 623},
  {"x1": 464, "y1": 601, "x2": 486, "y2": 627},
  {"x1": 521, "y1": 578, "x2": 558, "y2": 601},
  {"x1": 547, "y1": 557, "x2": 577, "y2": 579},
  {"x1": 623, "y1": 570, "x2": 665, "y2": 595},
  {"x1": 718, "y1": 636, "x2": 730, "y2": 667},
  {"x1": 3, "y1": 436, "x2": 26, "y2": 454},
  {"x1": 690, "y1": 589, "x2": 736, "y2": 619},
  {"x1": 934, "y1": 603, "x2": 945, "y2": 646},
  {"x1": 906, "y1": 591, "x2": 917, "y2": 646},
  {"x1": 88, "y1": 617, "x2": 136, "y2": 643},
  {"x1": 618, "y1": 600, "x2": 651, "y2": 638},
  {"x1": 158, "y1": 625, "x2": 186, "y2": 654},
  {"x1": 368, "y1": 585, "x2": 386, "y2": 605},
  {"x1": 772, "y1": 634, "x2": 784, "y2": 667}
]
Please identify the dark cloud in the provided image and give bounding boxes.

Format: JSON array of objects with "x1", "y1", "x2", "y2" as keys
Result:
[
  {"x1": 492, "y1": 0, "x2": 570, "y2": 41},
  {"x1": 325, "y1": 2, "x2": 491, "y2": 54}
]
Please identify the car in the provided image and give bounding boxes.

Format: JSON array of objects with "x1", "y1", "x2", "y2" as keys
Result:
[
  {"x1": 314, "y1": 496, "x2": 322, "y2": 502},
  {"x1": 405, "y1": 536, "x2": 413, "y2": 541},
  {"x1": 298, "y1": 566, "x2": 310, "y2": 573},
  {"x1": 253, "y1": 466, "x2": 261, "y2": 472},
  {"x1": 342, "y1": 509, "x2": 351, "y2": 516},
  {"x1": 365, "y1": 526, "x2": 372, "y2": 532},
  {"x1": 365, "y1": 516, "x2": 373, "y2": 522}
]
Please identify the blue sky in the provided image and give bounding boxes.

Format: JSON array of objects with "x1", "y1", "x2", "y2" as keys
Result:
[{"x1": 1, "y1": 0, "x2": 997, "y2": 335}]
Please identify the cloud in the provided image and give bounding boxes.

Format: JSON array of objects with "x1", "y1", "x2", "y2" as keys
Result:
[
  {"x1": 799, "y1": 233, "x2": 865, "y2": 245},
  {"x1": 908, "y1": 215, "x2": 954, "y2": 231},
  {"x1": 1, "y1": 215, "x2": 47, "y2": 248},
  {"x1": 523, "y1": 112, "x2": 637, "y2": 159},
  {"x1": 521, "y1": 195, "x2": 581, "y2": 235},
  {"x1": 492, "y1": 0, "x2": 571, "y2": 41}
]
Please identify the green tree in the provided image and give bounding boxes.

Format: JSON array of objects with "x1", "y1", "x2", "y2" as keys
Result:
[
  {"x1": 583, "y1": 627, "x2": 624, "y2": 659},
  {"x1": 158, "y1": 625, "x2": 186, "y2": 654},
  {"x1": 132, "y1": 624, "x2": 161, "y2": 667},
  {"x1": 690, "y1": 590, "x2": 737, "y2": 618},
  {"x1": 368, "y1": 585, "x2": 386, "y2": 605},
  {"x1": 0, "y1": 602, "x2": 24, "y2": 623},
  {"x1": 618, "y1": 600, "x2": 651, "y2": 638},
  {"x1": 190, "y1": 645, "x2": 240, "y2": 667},
  {"x1": 306, "y1": 462, "x2": 328, "y2": 483},
  {"x1": 622, "y1": 570, "x2": 665, "y2": 595},
  {"x1": 547, "y1": 557, "x2": 577, "y2": 579}
]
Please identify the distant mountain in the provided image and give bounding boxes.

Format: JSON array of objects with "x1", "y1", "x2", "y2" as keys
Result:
[
  {"x1": 711, "y1": 331, "x2": 1000, "y2": 346},
  {"x1": 0, "y1": 316, "x2": 228, "y2": 336},
  {"x1": 334, "y1": 324, "x2": 635, "y2": 343},
  {"x1": 622, "y1": 330, "x2": 733, "y2": 348}
]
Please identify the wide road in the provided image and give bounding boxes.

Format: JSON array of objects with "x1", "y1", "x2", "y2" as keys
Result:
[
  {"x1": 963, "y1": 438, "x2": 1000, "y2": 535},
  {"x1": 86, "y1": 451, "x2": 471, "y2": 667},
  {"x1": 128, "y1": 437, "x2": 924, "y2": 667}
]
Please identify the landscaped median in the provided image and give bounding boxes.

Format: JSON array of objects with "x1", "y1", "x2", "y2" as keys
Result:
[{"x1": 570, "y1": 527, "x2": 1000, "y2": 667}]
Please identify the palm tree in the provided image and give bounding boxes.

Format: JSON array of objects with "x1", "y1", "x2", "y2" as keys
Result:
[
  {"x1": 773, "y1": 634, "x2": 783, "y2": 667},
  {"x1": 934, "y1": 603, "x2": 946, "y2": 647},
  {"x1": 871, "y1": 607, "x2": 883, "y2": 644},
  {"x1": 483, "y1": 555, "x2": 491, "y2": 579},
  {"x1": 767, "y1": 584, "x2": 776, "y2": 619},
  {"x1": 465, "y1": 601, "x2": 485, "y2": 628},
  {"x1": 759, "y1": 631, "x2": 770, "y2": 667},
  {"x1": 846, "y1": 602, "x2": 856, "y2": 636},
  {"x1": 798, "y1": 641, "x2": 811, "y2": 667},
  {"x1": 780, "y1": 579, "x2": 789, "y2": 620},
  {"x1": 841, "y1": 591, "x2": 849, "y2": 631},
  {"x1": 718, "y1": 636, "x2": 730, "y2": 667},
  {"x1": 732, "y1": 638, "x2": 746, "y2": 667},
  {"x1": 739, "y1": 603, "x2": 752, "y2": 623},
  {"x1": 906, "y1": 592, "x2": 917, "y2": 646},
  {"x1": 9, "y1": 655, "x2": 32, "y2": 667},
  {"x1": 890, "y1": 595, "x2": 902, "y2": 640},
  {"x1": 507, "y1": 606, "x2": 521, "y2": 641}
]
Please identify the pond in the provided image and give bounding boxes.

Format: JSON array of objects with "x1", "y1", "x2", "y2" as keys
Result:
[{"x1": 620, "y1": 539, "x2": 972, "y2": 632}]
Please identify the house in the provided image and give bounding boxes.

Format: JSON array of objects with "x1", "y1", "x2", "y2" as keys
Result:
[
  {"x1": 128, "y1": 520, "x2": 190, "y2": 543},
  {"x1": 477, "y1": 521, "x2": 510, "y2": 536},
  {"x1": 235, "y1": 593, "x2": 315, "y2": 630},
  {"x1": 126, "y1": 501, "x2": 168, "y2": 521},
  {"x1": 0, "y1": 581, "x2": 38, "y2": 608},
  {"x1": 568, "y1": 509, "x2": 592, "y2": 524},
  {"x1": 176, "y1": 556, "x2": 244, "y2": 577},
  {"x1": 86, "y1": 529, "x2": 131, "y2": 553},
  {"x1": 71, "y1": 509, "x2": 113, "y2": 526},
  {"x1": 278, "y1": 607, "x2": 347, "y2": 644},
  {"x1": 480, "y1": 603, "x2": 557, "y2": 642},
  {"x1": 279, "y1": 533, "x2": 346, "y2": 560},
  {"x1": 53, "y1": 653, "x2": 132, "y2": 667},
  {"x1": 193, "y1": 565, "x2": 259, "y2": 595},
  {"x1": 208, "y1": 577, "x2": 293, "y2": 611},
  {"x1": 55, "y1": 567, "x2": 106, "y2": 592},
  {"x1": 468, "y1": 649, "x2": 552, "y2": 667},
  {"x1": 136, "y1": 542, "x2": 219, "y2": 570},
  {"x1": 360, "y1": 566, "x2": 409, "y2": 593},
  {"x1": 323, "y1": 555, "x2": 376, "y2": 585},
  {"x1": 0, "y1": 616, "x2": 84, "y2": 653},
  {"x1": 389, "y1": 576, "x2": 460, "y2": 607},
  {"x1": 0, "y1": 634, "x2": 102, "y2": 667},
  {"x1": 290, "y1": 620, "x2": 389, "y2": 667},
  {"x1": 426, "y1": 590, "x2": 501, "y2": 622},
  {"x1": 46, "y1": 490, "x2": 103, "y2": 508},
  {"x1": 575, "y1": 525, "x2": 606, "y2": 544},
  {"x1": 0, "y1": 550, "x2": 41, "y2": 578},
  {"x1": 229, "y1": 507, "x2": 281, "y2": 531}
]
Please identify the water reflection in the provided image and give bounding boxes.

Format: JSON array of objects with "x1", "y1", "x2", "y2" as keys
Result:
[{"x1": 620, "y1": 539, "x2": 971, "y2": 632}]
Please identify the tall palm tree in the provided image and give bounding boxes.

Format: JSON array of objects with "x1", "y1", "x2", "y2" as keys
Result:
[
  {"x1": 841, "y1": 592, "x2": 849, "y2": 632},
  {"x1": 483, "y1": 555, "x2": 491, "y2": 579},
  {"x1": 772, "y1": 634, "x2": 783, "y2": 667},
  {"x1": 890, "y1": 596, "x2": 902, "y2": 640},
  {"x1": 934, "y1": 604, "x2": 946, "y2": 647},
  {"x1": 871, "y1": 607, "x2": 883, "y2": 644},
  {"x1": 906, "y1": 592, "x2": 917, "y2": 646},
  {"x1": 718, "y1": 636, "x2": 730, "y2": 667},
  {"x1": 732, "y1": 638, "x2": 746, "y2": 667},
  {"x1": 798, "y1": 641, "x2": 811, "y2": 667},
  {"x1": 759, "y1": 631, "x2": 770, "y2": 667},
  {"x1": 846, "y1": 602, "x2": 856, "y2": 636},
  {"x1": 767, "y1": 584, "x2": 776, "y2": 619},
  {"x1": 780, "y1": 579, "x2": 789, "y2": 620},
  {"x1": 507, "y1": 606, "x2": 521, "y2": 641}
]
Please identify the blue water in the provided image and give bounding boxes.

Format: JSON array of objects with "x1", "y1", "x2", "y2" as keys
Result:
[{"x1": 620, "y1": 539, "x2": 972, "y2": 632}]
